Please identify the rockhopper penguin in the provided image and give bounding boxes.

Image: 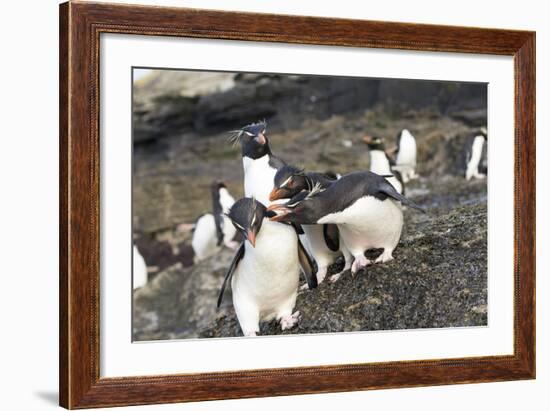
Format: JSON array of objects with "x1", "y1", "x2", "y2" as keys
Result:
[
  {"x1": 133, "y1": 245, "x2": 148, "y2": 290},
  {"x1": 465, "y1": 127, "x2": 488, "y2": 181},
  {"x1": 217, "y1": 197, "x2": 317, "y2": 336},
  {"x1": 393, "y1": 129, "x2": 419, "y2": 183},
  {"x1": 230, "y1": 121, "x2": 285, "y2": 206},
  {"x1": 363, "y1": 134, "x2": 404, "y2": 194},
  {"x1": 270, "y1": 165, "x2": 353, "y2": 284},
  {"x1": 185, "y1": 181, "x2": 237, "y2": 263},
  {"x1": 268, "y1": 171, "x2": 425, "y2": 275}
]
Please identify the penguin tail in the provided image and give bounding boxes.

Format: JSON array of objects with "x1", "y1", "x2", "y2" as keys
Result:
[{"x1": 380, "y1": 185, "x2": 426, "y2": 213}]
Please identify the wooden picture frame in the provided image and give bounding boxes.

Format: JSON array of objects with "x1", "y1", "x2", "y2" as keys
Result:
[{"x1": 59, "y1": 1, "x2": 535, "y2": 408}]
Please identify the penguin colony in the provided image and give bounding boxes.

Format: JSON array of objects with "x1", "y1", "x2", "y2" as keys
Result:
[
  {"x1": 212, "y1": 120, "x2": 433, "y2": 337},
  {"x1": 135, "y1": 121, "x2": 487, "y2": 332}
]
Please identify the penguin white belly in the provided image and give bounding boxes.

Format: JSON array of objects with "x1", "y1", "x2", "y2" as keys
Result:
[
  {"x1": 133, "y1": 246, "x2": 148, "y2": 290},
  {"x1": 231, "y1": 221, "x2": 299, "y2": 330},
  {"x1": 396, "y1": 131, "x2": 417, "y2": 167},
  {"x1": 369, "y1": 151, "x2": 392, "y2": 175},
  {"x1": 466, "y1": 135, "x2": 485, "y2": 180},
  {"x1": 317, "y1": 196, "x2": 403, "y2": 256},
  {"x1": 370, "y1": 151, "x2": 403, "y2": 193},
  {"x1": 243, "y1": 156, "x2": 277, "y2": 206},
  {"x1": 395, "y1": 130, "x2": 418, "y2": 182},
  {"x1": 218, "y1": 188, "x2": 235, "y2": 213},
  {"x1": 221, "y1": 215, "x2": 237, "y2": 246},
  {"x1": 191, "y1": 214, "x2": 218, "y2": 262}
]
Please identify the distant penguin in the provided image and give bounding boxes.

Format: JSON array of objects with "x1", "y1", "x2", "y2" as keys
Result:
[
  {"x1": 217, "y1": 198, "x2": 317, "y2": 336},
  {"x1": 393, "y1": 129, "x2": 419, "y2": 183},
  {"x1": 363, "y1": 134, "x2": 404, "y2": 194},
  {"x1": 270, "y1": 165, "x2": 352, "y2": 284},
  {"x1": 465, "y1": 127, "x2": 488, "y2": 181},
  {"x1": 230, "y1": 120, "x2": 285, "y2": 206},
  {"x1": 133, "y1": 245, "x2": 148, "y2": 290},
  {"x1": 268, "y1": 171, "x2": 425, "y2": 275},
  {"x1": 184, "y1": 182, "x2": 238, "y2": 263},
  {"x1": 211, "y1": 181, "x2": 238, "y2": 249}
]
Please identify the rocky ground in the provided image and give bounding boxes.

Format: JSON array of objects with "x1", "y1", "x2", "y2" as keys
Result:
[
  {"x1": 132, "y1": 71, "x2": 488, "y2": 340},
  {"x1": 133, "y1": 176, "x2": 487, "y2": 340}
]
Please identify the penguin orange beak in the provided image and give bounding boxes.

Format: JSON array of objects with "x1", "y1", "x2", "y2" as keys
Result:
[
  {"x1": 269, "y1": 187, "x2": 284, "y2": 202},
  {"x1": 362, "y1": 134, "x2": 373, "y2": 144},
  {"x1": 255, "y1": 133, "x2": 267, "y2": 146},
  {"x1": 246, "y1": 229, "x2": 257, "y2": 247}
]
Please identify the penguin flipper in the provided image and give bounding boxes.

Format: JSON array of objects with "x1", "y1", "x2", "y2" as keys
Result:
[
  {"x1": 291, "y1": 222, "x2": 305, "y2": 235},
  {"x1": 216, "y1": 242, "x2": 245, "y2": 308},
  {"x1": 298, "y1": 238, "x2": 318, "y2": 290},
  {"x1": 214, "y1": 213, "x2": 224, "y2": 246},
  {"x1": 378, "y1": 183, "x2": 425, "y2": 213},
  {"x1": 323, "y1": 224, "x2": 340, "y2": 252}
]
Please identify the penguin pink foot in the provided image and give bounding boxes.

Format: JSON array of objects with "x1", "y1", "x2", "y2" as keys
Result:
[
  {"x1": 280, "y1": 311, "x2": 301, "y2": 331},
  {"x1": 375, "y1": 249, "x2": 394, "y2": 264},
  {"x1": 351, "y1": 254, "x2": 371, "y2": 275},
  {"x1": 329, "y1": 272, "x2": 344, "y2": 283}
]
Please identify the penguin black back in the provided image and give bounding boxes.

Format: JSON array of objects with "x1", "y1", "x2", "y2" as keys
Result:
[{"x1": 271, "y1": 171, "x2": 425, "y2": 225}]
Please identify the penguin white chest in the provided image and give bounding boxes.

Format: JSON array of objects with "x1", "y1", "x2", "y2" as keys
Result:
[
  {"x1": 191, "y1": 214, "x2": 218, "y2": 261},
  {"x1": 396, "y1": 130, "x2": 417, "y2": 166},
  {"x1": 466, "y1": 135, "x2": 486, "y2": 180},
  {"x1": 369, "y1": 151, "x2": 402, "y2": 193},
  {"x1": 317, "y1": 196, "x2": 403, "y2": 255},
  {"x1": 369, "y1": 150, "x2": 392, "y2": 175},
  {"x1": 232, "y1": 221, "x2": 299, "y2": 318},
  {"x1": 242, "y1": 156, "x2": 277, "y2": 206}
]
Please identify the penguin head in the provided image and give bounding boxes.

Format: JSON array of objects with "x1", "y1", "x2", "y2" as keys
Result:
[
  {"x1": 212, "y1": 181, "x2": 227, "y2": 190},
  {"x1": 479, "y1": 126, "x2": 488, "y2": 140},
  {"x1": 363, "y1": 134, "x2": 386, "y2": 151},
  {"x1": 270, "y1": 165, "x2": 308, "y2": 201},
  {"x1": 230, "y1": 120, "x2": 270, "y2": 160},
  {"x1": 226, "y1": 197, "x2": 273, "y2": 247},
  {"x1": 211, "y1": 181, "x2": 227, "y2": 196}
]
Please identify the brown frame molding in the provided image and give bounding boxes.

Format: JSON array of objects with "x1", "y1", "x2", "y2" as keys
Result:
[{"x1": 59, "y1": 1, "x2": 535, "y2": 408}]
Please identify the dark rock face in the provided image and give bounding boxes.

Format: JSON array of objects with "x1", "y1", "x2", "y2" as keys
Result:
[{"x1": 133, "y1": 74, "x2": 486, "y2": 140}]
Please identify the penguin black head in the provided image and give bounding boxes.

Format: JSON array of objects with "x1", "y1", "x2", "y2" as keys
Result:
[
  {"x1": 212, "y1": 181, "x2": 227, "y2": 190},
  {"x1": 269, "y1": 165, "x2": 308, "y2": 201},
  {"x1": 230, "y1": 120, "x2": 270, "y2": 160},
  {"x1": 226, "y1": 197, "x2": 275, "y2": 247},
  {"x1": 363, "y1": 134, "x2": 386, "y2": 151},
  {"x1": 211, "y1": 181, "x2": 227, "y2": 198}
]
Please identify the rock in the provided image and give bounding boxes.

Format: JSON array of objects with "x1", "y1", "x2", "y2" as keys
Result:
[
  {"x1": 199, "y1": 200, "x2": 487, "y2": 338},
  {"x1": 132, "y1": 179, "x2": 487, "y2": 341},
  {"x1": 132, "y1": 73, "x2": 487, "y2": 142},
  {"x1": 133, "y1": 248, "x2": 236, "y2": 341},
  {"x1": 449, "y1": 108, "x2": 488, "y2": 127}
]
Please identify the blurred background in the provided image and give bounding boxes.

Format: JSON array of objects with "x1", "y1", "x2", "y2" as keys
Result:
[{"x1": 132, "y1": 69, "x2": 488, "y2": 340}]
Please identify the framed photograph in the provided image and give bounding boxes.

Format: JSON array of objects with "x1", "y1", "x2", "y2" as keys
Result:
[{"x1": 59, "y1": 1, "x2": 535, "y2": 409}]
